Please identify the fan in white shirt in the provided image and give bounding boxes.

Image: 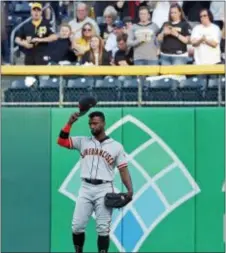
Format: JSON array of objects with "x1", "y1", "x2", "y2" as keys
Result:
[{"x1": 191, "y1": 9, "x2": 221, "y2": 65}]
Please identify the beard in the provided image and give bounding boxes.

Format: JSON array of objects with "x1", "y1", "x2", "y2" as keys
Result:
[{"x1": 91, "y1": 129, "x2": 102, "y2": 136}]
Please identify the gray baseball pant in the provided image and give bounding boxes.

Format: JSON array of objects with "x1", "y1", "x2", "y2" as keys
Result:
[{"x1": 72, "y1": 180, "x2": 114, "y2": 236}]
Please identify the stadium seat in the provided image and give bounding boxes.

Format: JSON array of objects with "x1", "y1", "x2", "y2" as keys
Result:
[
  {"x1": 176, "y1": 76, "x2": 208, "y2": 102},
  {"x1": 92, "y1": 77, "x2": 122, "y2": 101},
  {"x1": 147, "y1": 77, "x2": 179, "y2": 89},
  {"x1": 121, "y1": 77, "x2": 138, "y2": 101},
  {"x1": 144, "y1": 77, "x2": 178, "y2": 101},
  {"x1": 11, "y1": 79, "x2": 27, "y2": 88},
  {"x1": 205, "y1": 75, "x2": 225, "y2": 102},
  {"x1": 180, "y1": 76, "x2": 207, "y2": 89},
  {"x1": 39, "y1": 78, "x2": 60, "y2": 88},
  {"x1": 64, "y1": 77, "x2": 95, "y2": 102},
  {"x1": 67, "y1": 77, "x2": 94, "y2": 88},
  {"x1": 36, "y1": 78, "x2": 60, "y2": 102},
  {"x1": 4, "y1": 86, "x2": 40, "y2": 102},
  {"x1": 208, "y1": 75, "x2": 219, "y2": 88},
  {"x1": 14, "y1": 2, "x2": 30, "y2": 19}
]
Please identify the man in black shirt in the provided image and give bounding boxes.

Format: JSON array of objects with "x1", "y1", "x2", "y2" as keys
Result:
[
  {"x1": 114, "y1": 34, "x2": 133, "y2": 66},
  {"x1": 15, "y1": 2, "x2": 57, "y2": 65}
]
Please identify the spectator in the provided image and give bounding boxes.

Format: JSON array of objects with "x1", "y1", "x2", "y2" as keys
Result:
[
  {"x1": 127, "y1": 6, "x2": 159, "y2": 65},
  {"x1": 152, "y1": 1, "x2": 183, "y2": 29},
  {"x1": 82, "y1": 35, "x2": 111, "y2": 65},
  {"x1": 114, "y1": 33, "x2": 133, "y2": 66},
  {"x1": 1, "y1": 1, "x2": 10, "y2": 64},
  {"x1": 182, "y1": 1, "x2": 210, "y2": 27},
  {"x1": 73, "y1": 22, "x2": 96, "y2": 62},
  {"x1": 69, "y1": 2, "x2": 100, "y2": 41},
  {"x1": 114, "y1": 0, "x2": 148, "y2": 23},
  {"x1": 99, "y1": 6, "x2": 118, "y2": 42},
  {"x1": 191, "y1": 9, "x2": 221, "y2": 65},
  {"x1": 157, "y1": 3, "x2": 191, "y2": 65},
  {"x1": 210, "y1": 1, "x2": 225, "y2": 30},
  {"x1": 123, "y1": 16, "x2": 133, "y2": 34},
  {"x1": 105, "y1": 20, "x2": 125, "y2": 57},
  {"x1": 15, "y1": 2, "x2": 57, "y2": 65},
  {"x1": 45, "y1": 23, "x2": 77, "y2": 64},
  {"x1": 93, "y1": 1, "x2": 115, "y2": 20}
]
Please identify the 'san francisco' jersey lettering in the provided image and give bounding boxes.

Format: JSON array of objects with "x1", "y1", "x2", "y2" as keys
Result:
[
  {"x1": 70, "y1": 136, "x2": 128, "y2": 181},
  {"x1": 82, "y1": 148, "x2": 114, "y2": 166}
]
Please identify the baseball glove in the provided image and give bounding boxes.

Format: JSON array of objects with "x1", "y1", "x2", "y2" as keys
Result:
[
  {"x1": 78, "y1": 95, "x2": 97, "y2": 116},
  {"x1": 104, "y1": 192, "x2": 132, "y2": 209}
]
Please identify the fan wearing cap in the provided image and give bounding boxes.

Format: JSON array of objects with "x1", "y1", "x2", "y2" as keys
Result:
[
  {"x1": 104, "y1": 20, "x2": 125, "y2": 57},
  {"x1": 15, "y1": 2, "x2": 57, "y2": 65}
]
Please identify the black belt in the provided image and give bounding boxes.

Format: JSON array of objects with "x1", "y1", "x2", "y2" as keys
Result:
[{"x1": 84, "y1": 178, "x2": 110, "y2": 185}]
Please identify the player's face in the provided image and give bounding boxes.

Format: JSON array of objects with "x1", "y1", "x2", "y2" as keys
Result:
[{"x1": 89, "y1": 117, "x2": 105, "y2": 136}]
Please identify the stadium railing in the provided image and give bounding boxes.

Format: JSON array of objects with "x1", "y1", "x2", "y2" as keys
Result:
[{"x1": 1, "y1": 64, "x2": 225, "y2": 107}]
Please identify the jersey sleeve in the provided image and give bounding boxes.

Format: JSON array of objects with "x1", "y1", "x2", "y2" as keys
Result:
[
  {"x1": 70, "y1": 136, "x2": 84, "y2": 151},
  {"x1": 115, "y1": 145, "x2": 128, "y2": 170}
]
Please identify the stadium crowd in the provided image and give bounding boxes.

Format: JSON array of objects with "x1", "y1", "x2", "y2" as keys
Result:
[{"x1": 1, "y1": 1, "x2": 225, "y2": 66}]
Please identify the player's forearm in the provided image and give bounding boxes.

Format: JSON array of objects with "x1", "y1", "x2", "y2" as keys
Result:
[
  {"x1": 119, "y1": 167, "x2": 133, "y2": 194},
  {"x1": 57, "y1": 123, "x2": 72, "y2": 148}
]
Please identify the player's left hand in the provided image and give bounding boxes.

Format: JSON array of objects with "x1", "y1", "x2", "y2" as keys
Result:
[{"x1": 126, "y1": 191, "x2": 133, "y2": 200}]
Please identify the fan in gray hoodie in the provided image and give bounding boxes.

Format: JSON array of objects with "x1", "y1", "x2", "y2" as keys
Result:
[{"x1": 127, "y1": 6, "x2": 160, "y2": 65}]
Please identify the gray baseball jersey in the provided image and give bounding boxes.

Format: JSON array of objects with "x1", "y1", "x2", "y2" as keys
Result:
[{"x1": 70, "y1": 136, "x2": 127, "y2": 181}]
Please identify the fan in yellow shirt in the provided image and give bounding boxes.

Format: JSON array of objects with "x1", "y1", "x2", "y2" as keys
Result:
[{"x1": 72, "y1": 22, "x2": 96, "y2": 61}]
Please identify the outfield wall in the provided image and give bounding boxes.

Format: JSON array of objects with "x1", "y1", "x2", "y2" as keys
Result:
[{"x1": 1, "y1": 107, "x2": 225, "y2": 252}]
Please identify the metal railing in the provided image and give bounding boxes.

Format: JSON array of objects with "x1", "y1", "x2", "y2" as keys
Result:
[
  {"x1": 1, "y1": 75, "x2": 225, "y2": 107},
  {"x1": 10, "y1": 4, "x2": 57, "y2": 65}
]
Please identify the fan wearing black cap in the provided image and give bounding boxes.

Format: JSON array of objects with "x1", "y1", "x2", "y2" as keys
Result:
[{"x1": 15, "y1": 2, "x2": 57, "y2": 65}]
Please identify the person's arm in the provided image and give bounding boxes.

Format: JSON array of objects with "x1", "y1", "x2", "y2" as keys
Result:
[
  {"x1": 116, "y1": 145, "x2": 133, "y2": 198},
  {"x1": 127, "y1": 27, "x2": 144, "y2": 47},
  {"x1": 204, "y1": 38, "x2": 219, "y2": 48},
  {"x1": 157, "y1": 23, "x2": 170, "y2": 42},
  {"x1": 119, "y1": 167, "x2": 133, "y2": 198},
  {"x1": 191, "y1": 37, "x2": 204, "y2": 47},
  {"x1": 15, "y1": 26, "x2": 33, "y2": 48},
  {"x1": 15, "y1": 36, "x2": 33, "y2": 48},
  {"x1": 31, "y1": 34, "x2": 58, "y2": 43},
  {"x1": 190, "y1": 26, "x2": 204, "y2": 47},
  {"x1": 174, "y1": 31, "x2": 190, "y2": 44},
  {"x1": 203, "y1": 27, "x2": 221, "y2": 48},
  {"x1": 170, "y1": 24, "x2": 190, "y2": 44},
  {"x1": 31, "y1": 23, "x2": 58, "y2": 43},
  {"x1": 57, "y1": 112, "x2": 82, "y2": 149}
]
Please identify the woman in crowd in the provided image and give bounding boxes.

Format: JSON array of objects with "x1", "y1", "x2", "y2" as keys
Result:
[
  {"x1": 157, "y1": 3, "x2": 191, "y2": 65},
  {"x1": 81, "y1": 35, "x2": 111, "y2": 65},
  {"x1": 72, "y1": 22, "x2": 95, "y2": 62},
  {"x1": 99, "y1": 5, "x2": 118, "y2": 43},
  {"x1": 190, "y1": 9, "x2": 221, "y2": 65}
]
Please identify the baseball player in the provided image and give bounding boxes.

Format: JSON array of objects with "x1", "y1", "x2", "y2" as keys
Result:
[{"x1": 57, "y1": 111, "x2": 133, "y2": 253}]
